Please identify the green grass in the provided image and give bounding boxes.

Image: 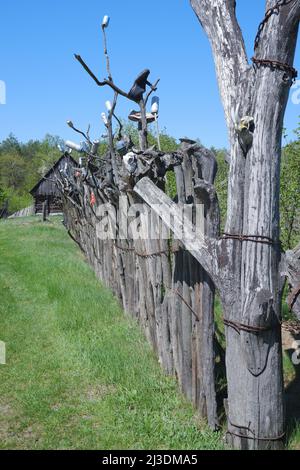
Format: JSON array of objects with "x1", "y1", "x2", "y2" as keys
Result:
[{"x1": 0, "y1": 216, "x2": 223, "y2": 450}]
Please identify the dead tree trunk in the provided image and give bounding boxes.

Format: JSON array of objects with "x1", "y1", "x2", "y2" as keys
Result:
[{"x1": 135, "y1": 0, "x2": 300, "y2": 449}]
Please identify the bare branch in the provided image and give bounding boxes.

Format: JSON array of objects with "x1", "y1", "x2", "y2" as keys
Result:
[{"x1": 266, "y1": 0, "x2": 300, "y2": 25}]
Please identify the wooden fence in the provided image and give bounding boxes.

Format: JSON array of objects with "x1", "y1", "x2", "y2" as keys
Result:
[{"x1": 62, "y1": 142, "x2": 222, "y2": 429}]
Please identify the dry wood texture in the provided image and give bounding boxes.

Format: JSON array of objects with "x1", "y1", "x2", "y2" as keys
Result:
[{"x1": 61, "y1": 141, "x2": 220, "y2": 430}]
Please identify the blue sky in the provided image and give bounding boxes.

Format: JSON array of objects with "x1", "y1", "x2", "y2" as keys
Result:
[{"x1": 0, "y1": 0, "x2": 299, "y2": 148}]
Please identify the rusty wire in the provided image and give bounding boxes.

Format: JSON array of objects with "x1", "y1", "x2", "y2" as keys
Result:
[
  {"x1": 254, "y1": 0, "x2": 297, "y2": 50},
  {"x1": 227, "y1": 429, "x2": 286, "y2": 442}
]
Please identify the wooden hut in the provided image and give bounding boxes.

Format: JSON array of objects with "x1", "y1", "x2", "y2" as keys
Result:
[{"x1": 30, "y1": 153, "x2": 77, "y2": 214}]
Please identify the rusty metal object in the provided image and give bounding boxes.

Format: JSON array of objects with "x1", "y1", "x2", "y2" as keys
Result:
[{"x1": 174, "y1": 290, "x2": 200, "y2": 321}]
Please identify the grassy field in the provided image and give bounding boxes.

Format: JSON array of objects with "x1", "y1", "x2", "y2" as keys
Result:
[{"x1": 0, "y1": 216, "x2": 224, "y2": 450}]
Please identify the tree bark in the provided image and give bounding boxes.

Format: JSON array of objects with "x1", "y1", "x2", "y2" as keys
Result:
[{"x1": 189, "y1": 0, "x2": 300, "y2": 449}]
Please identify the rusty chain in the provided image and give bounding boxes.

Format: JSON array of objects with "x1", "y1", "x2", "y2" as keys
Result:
[{"x1": 254, "y1": 0, "x2": 297, "y2": 50}]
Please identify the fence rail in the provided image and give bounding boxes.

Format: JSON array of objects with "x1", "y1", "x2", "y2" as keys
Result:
[{"x1": 62, "y1": 143, "x2": 221, "y2": 429}]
